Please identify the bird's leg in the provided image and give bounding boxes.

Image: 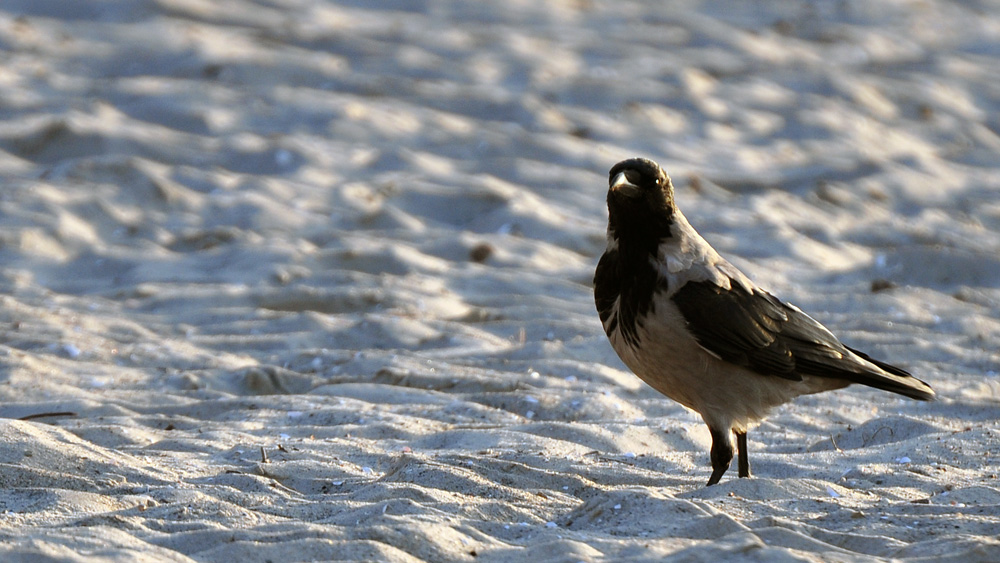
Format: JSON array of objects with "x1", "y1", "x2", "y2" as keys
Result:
[
  {"x1": 736, "y1": 431, "x2": 751, "y2": 478},
  {"x1": 706, "y1": 426, "x2": 734, "y2": 486}
]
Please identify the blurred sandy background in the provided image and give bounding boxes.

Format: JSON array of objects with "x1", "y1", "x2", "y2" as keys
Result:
[{"x1": 1, "y1": 1, "x2": 999, "y2": 561}]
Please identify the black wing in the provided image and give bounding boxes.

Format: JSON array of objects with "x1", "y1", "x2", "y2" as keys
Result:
[{"x1": 671, "y1": 279, "x2": 934, "y2": 400}]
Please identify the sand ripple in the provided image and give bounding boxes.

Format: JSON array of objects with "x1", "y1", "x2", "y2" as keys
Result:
[{"x1": 1, "y1": 1, "x2": 999, "y2": 561}]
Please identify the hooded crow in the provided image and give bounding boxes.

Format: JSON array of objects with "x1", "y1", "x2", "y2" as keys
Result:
[{"x1": 594, "y1": 157, "x2": 934, "y2": 486}]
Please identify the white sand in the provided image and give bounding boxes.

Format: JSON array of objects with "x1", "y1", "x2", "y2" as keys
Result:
[{"x1": 1, "y1": 0, "x2": 999, "y2": 561}]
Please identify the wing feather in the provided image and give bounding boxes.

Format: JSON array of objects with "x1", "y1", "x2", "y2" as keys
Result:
[{"x1": 671, "y1": 279, "x2": 934, "y2": 401}]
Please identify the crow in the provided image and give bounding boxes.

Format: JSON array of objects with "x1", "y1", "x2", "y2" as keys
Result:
[{"x1": 594, "y1": 157, "x2": 934, "y2": 486}]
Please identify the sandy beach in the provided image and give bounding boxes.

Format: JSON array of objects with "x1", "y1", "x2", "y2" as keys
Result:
[{"x1": 1, "y1": 0, "x2": 999, "y2": 561}]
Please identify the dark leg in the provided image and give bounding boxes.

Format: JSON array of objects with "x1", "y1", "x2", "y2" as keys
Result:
[
  {"x1": 736, "y1": 431, "x2": 751, "y2": 478},
  {"x1": 706, "y1": 426, "x2": 734, "y2": 486}
]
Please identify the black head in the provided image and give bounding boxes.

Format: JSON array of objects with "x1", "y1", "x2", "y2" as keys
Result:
[{"x1": 606, "y1": 157, "x2": 676, "y2": 243}]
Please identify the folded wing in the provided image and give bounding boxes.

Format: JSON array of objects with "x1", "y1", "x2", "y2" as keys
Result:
[{"x1": 671, "y1": 279, "x2": 935, "y2": 400}]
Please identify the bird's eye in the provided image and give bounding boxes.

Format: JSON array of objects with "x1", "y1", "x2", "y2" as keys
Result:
[{"x1": 654, "y1": 177, "x2": 661, "y2": 185}]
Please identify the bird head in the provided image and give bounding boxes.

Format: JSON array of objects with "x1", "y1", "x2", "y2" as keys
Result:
[{"x1": 606, "y1": 158, "x2": 676, "y2": 242}]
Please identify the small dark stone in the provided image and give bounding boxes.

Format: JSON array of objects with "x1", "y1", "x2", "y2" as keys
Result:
[
  {"x1": 871, "y1": 279, "x2": 897, "y2": 292},
  {"x1": 469, "y1": 243, "x2": 494, "y2": 263},
  {"x1": 688, "y1": 175, "x2": 702, "y2": 193},
  {"x1": 773, "y1": 19, "x2": 795, "y2": 35},
  {"x1": 202, "y1": 64, "x2": 223, "y2": 79}
]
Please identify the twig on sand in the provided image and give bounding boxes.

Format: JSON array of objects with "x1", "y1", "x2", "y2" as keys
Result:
[
  {"x1": 18, "y1": 411, "x2": 77, "y2": 421},
  {"x1": 830, "y1": 434, "x2": 843, "y2": 453}
]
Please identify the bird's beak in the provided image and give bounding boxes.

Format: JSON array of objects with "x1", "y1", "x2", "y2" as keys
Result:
[{"x1": 610, "y1": 171, "x2": 640, "y2": 198}]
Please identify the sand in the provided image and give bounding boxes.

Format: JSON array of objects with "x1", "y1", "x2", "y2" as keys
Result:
[{"x1": 1, "y1": 0, "x2": 999, "y2": 561}]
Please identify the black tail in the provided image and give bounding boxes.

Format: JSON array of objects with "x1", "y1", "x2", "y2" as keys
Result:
[{"x1": 845, "y1": 346, "x2": 935, "y2": 401}]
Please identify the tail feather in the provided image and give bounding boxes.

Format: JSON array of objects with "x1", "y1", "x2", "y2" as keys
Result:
[{"x1": 844, "y1": 346, "x2": 935, "y2": 401}]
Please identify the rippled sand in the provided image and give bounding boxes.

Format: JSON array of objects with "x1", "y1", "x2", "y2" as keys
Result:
[{"x1": 1, "y1": 1, "x2": 999, "y2": 561}]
